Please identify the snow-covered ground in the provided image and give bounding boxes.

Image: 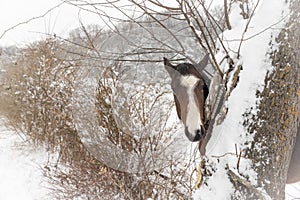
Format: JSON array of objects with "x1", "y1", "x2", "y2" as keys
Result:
[
  {"x1": 0, "y1": 118, "x2": 51, "y2": 200},
  {"x1": 0, "y1": 117, "x2": 299, "y2": 200},
  {"x1": 286, "y1": 183, "x2": 300, "y2": 200},
  {"x1": 0, "y1": 0, "x2": 299, "y2": 199}
]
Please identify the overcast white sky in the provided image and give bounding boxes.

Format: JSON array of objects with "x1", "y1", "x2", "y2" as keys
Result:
[
  {"x1": 0, "y1": 0, "x2": 108, "y2": 46},
  {"x1": 0, "y1": 0, "x2": 179, "y2": 47}
]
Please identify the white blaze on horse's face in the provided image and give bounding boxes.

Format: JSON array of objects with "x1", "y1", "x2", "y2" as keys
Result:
[
  {"x1": 163, "y1": 56, "x2": 209, "y2": 142},
  {"x1": 180, "y1": 75, "x2": 205, "y2": 141}
]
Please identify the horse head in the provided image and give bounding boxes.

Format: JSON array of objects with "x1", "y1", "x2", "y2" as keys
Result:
[{"x1": 163, "y1": 55, "x2": 209, "y2": 146}]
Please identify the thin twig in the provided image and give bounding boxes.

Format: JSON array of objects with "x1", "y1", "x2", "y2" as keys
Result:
[
  {"x1": 211, "y1": 152, "x2": 243, "y2": 159},
  {"x1": 237, "y1": 0, "x2": 261, "y2": 59},
  {"x1": 237, "y1": 149, "x2": 243, "y2": 172},
  {"x1": 224, "y1": 14, "x2": 288, "y2": 42},
  {"x1": 200, "y1": 2, "x2": 229, "y2": 55},
  {"x1": 0, "y1": 2, "x2": 64, "y2": 40},
  {"x1": 182, "y1": 1, "x2": 224, "y2": 78},
  {"x1": 224, "y1": 0, "x2": 232, "y2": 30}
]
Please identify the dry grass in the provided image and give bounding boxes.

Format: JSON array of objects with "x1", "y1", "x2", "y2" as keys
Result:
[{"x1": 0, "y1": 38, "x2": 195, "y2": 200}]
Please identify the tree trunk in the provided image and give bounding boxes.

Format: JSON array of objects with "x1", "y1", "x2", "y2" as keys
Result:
[{"x1": 243, "y1": 1, "x2": 300, "y2": 199}]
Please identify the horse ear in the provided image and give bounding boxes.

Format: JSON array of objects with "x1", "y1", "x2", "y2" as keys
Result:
[
  {"x1": 163, "y1": 57, "x2": 177, "y2": 78},
  {"x1": 163, "y1": 57, "x2": 175, "y2": 68},
  {"x1": 195, "y1": 53, "x2": 210, "y2": 72}
]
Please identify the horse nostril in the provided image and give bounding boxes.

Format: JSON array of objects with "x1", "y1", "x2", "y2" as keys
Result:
[
  {"x1": 200, "y1": 126, "x2": 206, "y2": 137},
  {"x1": 196, "y1": 128, "x2": 206, "y2": 138},
  {"x1": 185, "y1": 127, "x2": 206, "y2": 142},
  {"x1": 193, "y1": 130, "x2": 201, "y2": 142}
]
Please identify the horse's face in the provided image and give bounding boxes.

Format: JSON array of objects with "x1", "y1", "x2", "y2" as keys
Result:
[{"x1": 164, "y1": 57, "x2": 209, "y2": 143}]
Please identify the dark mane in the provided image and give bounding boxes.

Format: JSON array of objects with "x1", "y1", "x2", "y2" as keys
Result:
[{"x1": 176, "y1": 63, "x2": 203, "y2": 79}]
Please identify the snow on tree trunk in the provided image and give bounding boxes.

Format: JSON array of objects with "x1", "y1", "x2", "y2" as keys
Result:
[{"x1": 244, "y1": 1, "x2": 300, "y2": 199}]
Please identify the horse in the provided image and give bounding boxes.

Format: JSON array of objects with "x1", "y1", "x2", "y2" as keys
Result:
[
  {"x1": 163, "y1": 55, "x2": 300, "y2": 185},
  {"x1": 163, "y1": 55, "x2": 209, "y2": 152}
]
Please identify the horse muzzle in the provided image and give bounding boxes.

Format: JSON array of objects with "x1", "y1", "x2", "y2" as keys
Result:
[{"x1": 185, "y1": 126, "x2": 206, "y2": 142}]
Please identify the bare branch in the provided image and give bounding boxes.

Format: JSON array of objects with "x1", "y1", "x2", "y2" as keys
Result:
[
  {"x1": 237, "y1": 0, "x2": 261, "y2": 59},
  {"x1": 224, "y1": 14, "x2": 288, "y2": 42},
  {"x1": 148, "y1": 0, "x2": 181, "y2": 11},
  {"x1": 0, "y1": 2, "x2": 64, "y2": 41},
  {"x1": 224, "y1": 0, "x2": 232, "y2": 30},
  {"x1": 181, "y1": 1, "x2": 224, "y2": 78}
]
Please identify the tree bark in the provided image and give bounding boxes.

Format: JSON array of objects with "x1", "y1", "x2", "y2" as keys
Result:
[{"x1": 243, "y1": 1, "x2": 300, "y2": 199}]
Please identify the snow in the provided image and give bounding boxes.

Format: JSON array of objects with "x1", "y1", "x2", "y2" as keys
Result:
[
  {"x1": 193, "y1": 166, "x2": 234, "y2": 200},
  {"x1": 286, "y1": 183, "x2": 300, "y2": 200},
  {"x1": 0, "y1": 118, "x2": 51, "y2": 200},
  {"x1": 208, "y1": 0, "x2": 288, "y2": 157},
  {"x1": 1, "y1": 119, "x2": 298, "y2": 200},
  {"x1": 0, "y1": 0, "x2": 299, "y2": 199},
  {"x1": 194, "y1": 0, "x2": 293, "y2": 199}
]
